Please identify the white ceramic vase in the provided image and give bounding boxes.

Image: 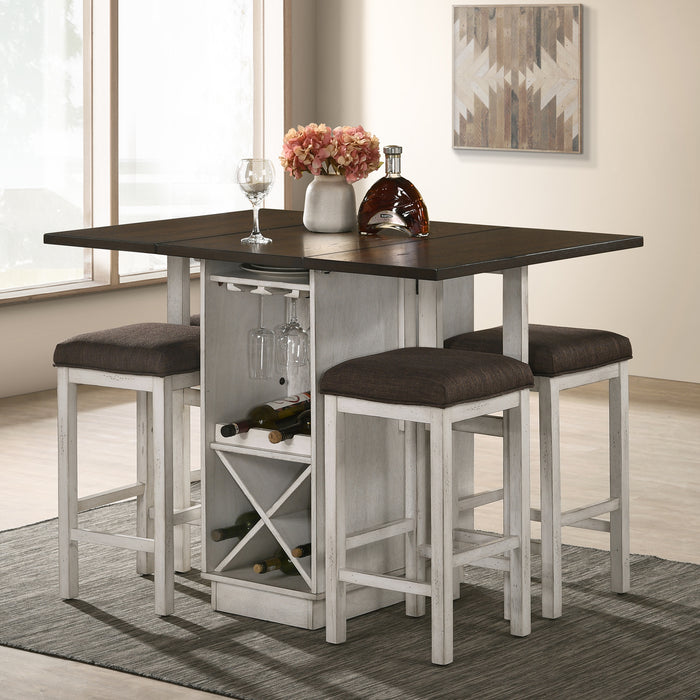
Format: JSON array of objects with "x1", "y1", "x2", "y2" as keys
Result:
[{"x1": 303, "y1": 174, "x2": 356, "y2": 233}]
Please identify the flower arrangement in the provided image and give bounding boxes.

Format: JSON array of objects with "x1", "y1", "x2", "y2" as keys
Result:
[{"x1": 280, "y1": 123, "x2": 382, "y2": 184}]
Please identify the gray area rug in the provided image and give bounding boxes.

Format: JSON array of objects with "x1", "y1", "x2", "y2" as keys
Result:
[{"x1": 1, "y1": 492, "x2": 699, "y2": 700}]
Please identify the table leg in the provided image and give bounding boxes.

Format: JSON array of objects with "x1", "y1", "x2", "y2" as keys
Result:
[
  {"x1": 417, "y1": 280, "x2": 444, "y2": 347},
  {"x1": 166, "y1": 255, "x2": 194, "y2": 574},
  {"x1": 502, "y1": 267, "x2": 528, "y2": 362},
  {"x1": 167, "y1": 256, "x2": 191, "y2": 324},
  {"x1": 501, "y1": 266, "x2": 529, "y2": 618}
]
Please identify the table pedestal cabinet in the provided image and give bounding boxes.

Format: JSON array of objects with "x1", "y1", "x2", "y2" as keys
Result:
[{"x1": 201, "y1": 261, "x2": 445, "y2": 628}]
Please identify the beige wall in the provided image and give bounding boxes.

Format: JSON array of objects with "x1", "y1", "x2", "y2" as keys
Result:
[
  {"x1": 0, "y1": 281, "x2": 200, "y2": 398},
  {"x1": 314, "y1": 0, "x2": 700, "y2": 383},
  {"x1": 2, "y1": 0, "x2": 698, "y2": 398}
]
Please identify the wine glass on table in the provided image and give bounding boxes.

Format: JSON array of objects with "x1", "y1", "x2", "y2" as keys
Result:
[
  {"x1": 237, "y1": 158, "x2": 275, "y2": 245},
  {"x1": 248, "y1": 294, "x2": 275, "y2": 380}
]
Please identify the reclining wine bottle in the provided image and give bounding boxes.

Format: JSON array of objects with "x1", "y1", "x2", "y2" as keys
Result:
[
  {"x1": 220, "y1": 392, "x2": 311, "y2": 437},
  {"x1": 268, "y1": 409, "x2": 312, "y2": 444},
  {"x1": 210, "y1": 510, "x2": 259, "y2": 542},
  {"x1": 252, "y1": 549, "x2": 300, "y2": 576},
  {"x1": 291, "y1": 542, "x2": 311, "y2": 558}
]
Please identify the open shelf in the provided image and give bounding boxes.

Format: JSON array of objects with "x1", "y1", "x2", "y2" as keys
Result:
[{"x1": 213, "y1": 426, "x2": 311, "y2": 461}]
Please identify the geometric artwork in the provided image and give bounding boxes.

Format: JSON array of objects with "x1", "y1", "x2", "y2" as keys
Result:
[{"x1": 453, "y1": 5, "x2": 582, "y2": 153}]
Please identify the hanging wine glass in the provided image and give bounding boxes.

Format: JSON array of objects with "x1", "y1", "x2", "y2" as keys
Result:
[
  {"x1": 276, "y1": 296, "x2": 309, "y2": 379},
  {"x1": 273, "y1": 299, "x2": 290, "y2": 347},
  {"x1": 237, "y1": 158, "x2": 275, "y2": 245},
  {"x1": 248, "y1": 294, "x2": 274, "y2": 380}
]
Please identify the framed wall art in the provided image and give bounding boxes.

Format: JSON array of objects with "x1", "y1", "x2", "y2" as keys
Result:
[{"x1": 453, "y1": 4, "x2": 582, "y2": 154}]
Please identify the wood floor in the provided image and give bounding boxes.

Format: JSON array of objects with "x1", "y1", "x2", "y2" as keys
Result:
[{"x1": 1, "y1": 377, "x2": 698, "y2": 698}]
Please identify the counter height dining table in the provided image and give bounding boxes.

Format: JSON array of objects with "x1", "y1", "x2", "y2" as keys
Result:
[{"x1": 45, "y1": 209, "x2": 643, "y2": 628}]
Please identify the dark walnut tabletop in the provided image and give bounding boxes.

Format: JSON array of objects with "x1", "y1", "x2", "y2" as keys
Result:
[{"x1": 44, "y1": 209, "x2": 643, "y2": 281}]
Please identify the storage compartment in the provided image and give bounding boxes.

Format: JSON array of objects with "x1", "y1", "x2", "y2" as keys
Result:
[{"x1": 200, "y1": 261, "x2": 408, "y2": 628}]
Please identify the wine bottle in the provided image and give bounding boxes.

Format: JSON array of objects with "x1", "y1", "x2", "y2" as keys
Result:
[
  {"x1": 268, "y1": 409, "x2": 311, "y2": 444},
  {"x1": 210, "y1": 510, "x2": 259, "y2": 542},
  {"x1": 291, "y1": 542, "x2": 311, "y2": 558},
  {"x1": 252, "y1": 549, "x2": 300, "y2": 576},
  {"x1": 220, "y1": 392, "x2": 311, "y2": 438},
  {"x1": 357, "y1": 145, "x2": 429, "y2": 238}
]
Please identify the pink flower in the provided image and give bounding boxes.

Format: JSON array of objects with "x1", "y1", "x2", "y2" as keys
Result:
[
  {"x1": 280, "y1": 123, "x2": 337, "y2": 179},
  {"x1": 280, "y1": 123, "x2": 381, "y2": 183},
  {"x1": 333, "y1": 125, "x2": 382, "y2": 183}
]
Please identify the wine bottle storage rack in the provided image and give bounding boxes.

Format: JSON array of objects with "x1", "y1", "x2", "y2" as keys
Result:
[
  {"x1": 213, "y1": 426, "x2": 311, "y2": 460},
  {"x1": 210, "y1": 440, "x2": 313, "y2": 585}
]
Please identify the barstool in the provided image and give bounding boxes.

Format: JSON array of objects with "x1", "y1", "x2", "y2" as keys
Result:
[
  {"x1": 54, "y1": 322, "x2": 201, "y2": 616},
  {"x1": 321, "y1": 347, "x2": 534, "y2": 665},
  {"x1": 444, "y1": 324, "x2": 631, "y2": 618}
]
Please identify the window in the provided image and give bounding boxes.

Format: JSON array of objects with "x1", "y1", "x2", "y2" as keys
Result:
[
  {"x1": 0, "y1": 0, "x2": 282, "y2": 300},
  {"x1": 0, "y1": 0, "x2": 86, "y2": 293},
  {"x1": 118, "y1": 0, "x2": 255, "y2": 277}
]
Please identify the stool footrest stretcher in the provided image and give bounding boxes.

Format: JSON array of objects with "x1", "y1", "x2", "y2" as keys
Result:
[
  {"x1": 458, "y1": 489, "x2": 504, "y2": 511},
  {"x1": 420, "y1": 533, "x2": 520, "y2": 567},
  {"x1": 531, "y1": 498, "x2": 618, "y2": 530},
  {"x1": 338, "y1": 567, "x2": 432, "y2": 597},
  {"x1": 78, "y1": 483, "x2": 145, "y2": 512},
  {"x1": 173, "y1": 504, "x2": 202, "y2": 526},
  {"x1": 70, "y1": 528, "x2": 155, "y2": 553},
  {"x1": 345, "y1": 517, "x2": 415, "y2": 551}
]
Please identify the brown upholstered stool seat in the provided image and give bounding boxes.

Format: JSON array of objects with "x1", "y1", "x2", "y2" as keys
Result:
[
  {"x1": 320, "y1": 346, "x2": 534, "y2": 407},
  {"x1": 444, "y1": 324, "x2": 632, "y2": 377},
  {"x1": 53, "y1": 322, "x2": 200, "y2": 377},
  {"x1": 190, "y1": 314, "x2": 200, "y2": 326}
]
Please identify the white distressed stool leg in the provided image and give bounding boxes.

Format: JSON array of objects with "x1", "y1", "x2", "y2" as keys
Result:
[
  {"x1": 502, "y1": 416, "x2": 511, "y2": 621},
  {"x1": 57, "y1": 367, "x2": 79, "y2": 599},
  {"x1": 539, "y1": 377, "x2": 563, "y2": 619},
  {"x1": 506, "y1": 389, "x2": 531, "y2": 636},
  {"x1": 173, "y1": 387, "x2": 191, "y2": 573},
  {"x1": 411, "y1": 422, "x2": 429, "y2": 619},
  {"x1": 430, "y1": 411, "x2": 454, "y2": 666},
  {"x1": 609, "y1": 362, "x2": 630, "y2": 593},
  {"x1": 152, "y1": 377, "x2": 175, "y2": 616},
  {"x1": 404, "y1": 420, "x2": 422, "y2": 617},
  {"x1": 136, "y1": 390, "x2": 153, "y2": 575},
  {"x1": 325, "y1": 395, "x2": 347, "y2": 643}
]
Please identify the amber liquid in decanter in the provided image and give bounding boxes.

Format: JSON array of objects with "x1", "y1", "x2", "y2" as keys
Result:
[{"x1": 357, "y1": 145, "x2": 429, "y2": 237}]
